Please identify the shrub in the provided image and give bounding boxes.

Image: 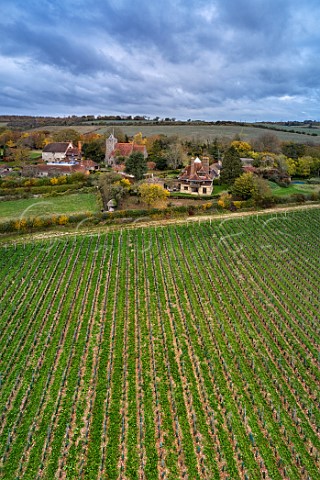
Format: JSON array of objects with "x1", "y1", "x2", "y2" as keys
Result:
[{"x1": 58, "y1": 215, "x2": 69, "y2": 225}]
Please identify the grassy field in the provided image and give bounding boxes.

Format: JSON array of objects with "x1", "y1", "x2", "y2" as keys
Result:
[
  {"x1": 0, "y1": 207, "x2": 319, "y2": 479},
  {"x1": 257, "y1": 123, "x2": 320, "y2": 136},
  {"x1": 268, "y1": 181, "x2": 320, "y2": 197},
  {"x1": 0, "y1": 192, "x2": 99, "y2": 220},
  {"x1": 27, "y1": 123, "x2": 320, "y2": 144}
]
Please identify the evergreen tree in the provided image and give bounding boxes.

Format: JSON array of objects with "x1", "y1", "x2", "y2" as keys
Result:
[
  {"x1": 125, "y1": 151, "x2": 147, "y2": 180},
  {"x1": 220, "y1": 145, "x2": 243, "y2": 185}
]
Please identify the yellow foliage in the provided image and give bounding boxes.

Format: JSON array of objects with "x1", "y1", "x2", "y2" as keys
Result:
[
  {"x1": 14, "y1": 219, "x2": 27, "y2": 230},
  {"x1": 33, "y1": 217, "x2": 44, "y2": 228},
  {"x1": 139, "y1": 183, "x2": 169, "y2": 207},
  {"x1": 201, "y1": 202, "x2": 213, "y2": 210},
  {"x1": 120, "y1": 178, "x2": 131, "y2": 187},
  {"x1": 233, "y1": 201, "x2": 243, "y2": 209},
  {"x1": 231, "y1": 140, "x2": 252, "y2": 155},
  {"x1": 218, "y1": 193, "x2": 232, "y2": 209},
  {"x1": 23, "y1": 179, "x2": 36, "y2": 187},
  {"x1": 57, "y1": 175, "x2": 67, "y2": 184},
  {"x1": 50, "y1": 177, "x2": 59, "y2": 185},
  {"x1": 58, "y1": 215, "x2": 68, "y2": 225},
  {"x1": 133, "y1": 132, "x2": 146, "y2": 145}
]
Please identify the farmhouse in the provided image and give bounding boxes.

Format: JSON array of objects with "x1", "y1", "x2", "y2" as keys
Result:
[
  {"x1": 42, "y1": 142, "x2": 81, "y2": 163},
  {"x1": 105, "y1": 133, "x2": 148, "y2": 166},
  {"x1": 178, "y1": 157, "x2": 220, "y2": 195}
]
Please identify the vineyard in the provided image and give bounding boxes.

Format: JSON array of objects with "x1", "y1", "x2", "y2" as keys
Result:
[{"x1": 0, "y1": 208, "x2": 319, "y2": 479}]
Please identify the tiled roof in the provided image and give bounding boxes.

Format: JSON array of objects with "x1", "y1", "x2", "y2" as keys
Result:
[
  {"x1": 43, "y1": 142, "x2": 70, "y2": 153},
  {"x1": 81, "y1": 159, "x2": 99, "y2": 168},
  {"x1": 66, "y1": 147, "x2": 80, "y2": 156},
  {"x1": 112, "y1": 143, "x2": 146, "y2": 157},
  {"x1": 23, "y1": 164, "x2": 88, "y2": 173}
]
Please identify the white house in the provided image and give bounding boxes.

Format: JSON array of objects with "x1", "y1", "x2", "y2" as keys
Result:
[{"x1": 42, "y1": 142, "x2": 81, "y2": 164}]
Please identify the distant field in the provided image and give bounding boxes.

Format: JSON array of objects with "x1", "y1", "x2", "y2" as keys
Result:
[
  {"x1": 257, "y1": 123, "x2": 320, "y2": 135},
  {"x1": 27, "y1": 123, "x2": 320, "y2": 144},
  {"x1": 0, "y1": 192, "x2": 99, "y2": 220}
]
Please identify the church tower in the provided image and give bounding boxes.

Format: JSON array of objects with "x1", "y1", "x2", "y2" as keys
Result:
[{"x1": 105, "y1": 133, "x2": 118, "y2": 164}]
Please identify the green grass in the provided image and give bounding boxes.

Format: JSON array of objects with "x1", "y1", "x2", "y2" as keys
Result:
[
  {"x1": 0, "y1": 192, "x2": 99, "y2": 220},
  {"x1": 29, "y1": 150, "x2": 42, "y2": 160},
  {"x1": 268, "y1": 181, "x2": 320, "y2": 197}
]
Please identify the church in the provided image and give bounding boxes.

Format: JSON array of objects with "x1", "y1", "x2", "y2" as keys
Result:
[{"x1": 105, "y1": 133, "x2": 148, "y2": 166}]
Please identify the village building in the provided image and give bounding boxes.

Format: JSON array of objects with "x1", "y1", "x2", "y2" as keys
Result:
[
  {"x1": 178, "y1": 157, "x2": 220, "y2": 195},
  {"x1": 105, "y1": 133, "x2": 147, "y2": 166},
  {"x1": 42, "y1": 142, "x2": 82, "y2": 163},
  {"x1": 21, "y1": 163, "x2": 89, "y2": 178}
]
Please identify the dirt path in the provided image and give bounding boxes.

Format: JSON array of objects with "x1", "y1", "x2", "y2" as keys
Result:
[{"x1": 3, "y1": 203, "x2": 320, "y2": 244}]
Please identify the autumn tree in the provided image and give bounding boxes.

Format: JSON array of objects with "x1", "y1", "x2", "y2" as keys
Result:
[
  {"x1": 10, "y1": 147, "x2": 31, "y2": 164},
  {"x1": 138, "y1": 183, "x2": 169, "y2": 208},
  {"x1": 232, "y1": 172, "x2": 258, "y2": 199},
  {"x1": 253, "y1": 132, "x2": 281, "y2": 153},
  {"x1": 98, "y1": 172, "x2": 124, "y2": 209},
  {"x1": 82, "y1": 138, "x2": 105, "y2": 163},
  {"x1": 165, "y1": 143, "x2": 187, "y2": 169},
  {"x1": 52, "y1": 128, "x2": 80, "y2": 143},
  {"x1": 133, "y1": 132, "x2": 146, "y2": 145},
  {"x1": 125, "y1": 151, "x2": 147, "y2": 180},
  {"x1": 296, "y1": 156, "x2": 314, "y2": 177},
  {"x1": 281, "y1": 142, "x2": 306, "y2": 160},
  {"x1": 230, "y1": 140, "x2": 252, "y2": 157},
  {"x1": 220, "y1": 145, "x2": 243, "y2": 185},
  {"x1": 232, "y1": 172, "x2": 271, "y2": 201}
]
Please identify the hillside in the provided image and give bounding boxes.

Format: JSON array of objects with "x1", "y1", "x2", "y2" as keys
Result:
[{"x1": 1, "y1": 115, "x2": 320, "y2": 144}]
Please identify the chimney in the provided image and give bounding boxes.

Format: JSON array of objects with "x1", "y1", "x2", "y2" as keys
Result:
[
  {"x1": 202, "y1": 156, "x2": 209, "y2": 174},
  {"x1": 190, "y1": 158, "x2": 195, "y2": 177}
]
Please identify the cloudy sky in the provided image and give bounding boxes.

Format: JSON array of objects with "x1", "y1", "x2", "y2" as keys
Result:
[{"x1": 1, "y1": 0, "x2": 319, "y2": 121}]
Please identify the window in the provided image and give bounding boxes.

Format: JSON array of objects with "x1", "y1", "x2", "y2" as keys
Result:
[
  {"x1": 203, "y1": 187, "x2": 207, "y2": 194},
  {"x1": 184, "y1": 186, "x2": 188, "y2": 191}
]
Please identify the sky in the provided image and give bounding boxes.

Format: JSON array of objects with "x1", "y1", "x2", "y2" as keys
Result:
[{"x1": 1, "y1": 0, "x2": 320, "y2": 121}]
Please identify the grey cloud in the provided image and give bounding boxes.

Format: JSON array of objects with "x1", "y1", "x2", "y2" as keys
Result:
[{"x1": 1, "y1": 0, "x2": 319, "y2": 120}]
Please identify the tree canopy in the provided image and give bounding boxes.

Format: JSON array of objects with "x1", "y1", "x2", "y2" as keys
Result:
[
  {"x1": 125, "y1": 151, "x2": 147, "y2": 180},
  {"x1": 82, "y1": 139, "x2": 105, "y2": 163},
  {"x1": 220, "y1": 145, "x2": 243, "y2": 185},
  {"x1": 138, "y1": 183, "x2": 169, "y2": 207}
]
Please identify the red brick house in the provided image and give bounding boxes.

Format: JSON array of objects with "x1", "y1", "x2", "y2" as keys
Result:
[{"x1": 178, "y1": 157, "x2": 220, "y2": 195}]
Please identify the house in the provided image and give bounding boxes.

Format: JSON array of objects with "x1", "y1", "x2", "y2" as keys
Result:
[
  {"x1": 178, "y1": 157, "x2": 220, "y2": 195},
  {"x1": 80, "y1": 159, "x2": 100, "y2": 172},
  {"x1": 21, "y1": 163, "x2": 89, "y2": 178},
  {"x1": 42, "y1": 142, "x2": 81, "y2": 163},
  {"x1": 105, "y1": 134, "x2": 147, "y2": 166}
]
